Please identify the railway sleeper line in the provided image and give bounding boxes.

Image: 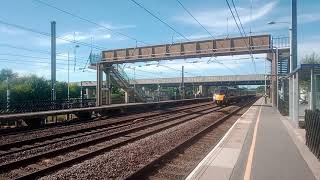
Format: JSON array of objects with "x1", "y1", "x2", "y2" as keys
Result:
[
  {"x1": 0, "y1": 104, "x2": 215, "y2": 161},
  {"x1": 0, "y1": 102, "x2": 212, "y2": 152},
  {"x1": 0, "y1": 104, "x2": 215, "y2": 163},
  {"x1": 124, "y1": 98, "x2": 256, "y2": 180},
  {"x1": 0, "y1": 103, "x2": 215, "y2": 158},
  {"x1": 0, "y1": 104, "x2": 222, "y2": 179}
]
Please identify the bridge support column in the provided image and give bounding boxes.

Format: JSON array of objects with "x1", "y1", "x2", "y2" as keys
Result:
[
  {"x1": 85, "y1": 88, "x2": 93, "y2": 99},
  {"x1": 289, "y1": 73, "x2": 299, "y2": 126},
  {"x1": 270, "y1": 49, "x2": 278, "y2": 106},
  {"x1": 105, "y1": 66, "x2": 111, "y2": 105},
  {"x1": 199, "y1": 85, "x2": 209, "y2": 97},
  {"x1": 124, "y1": 91, "x2": 130, "y2": 104},
  {"x1": 96, "y1": 63, "x2": 103, "y2": 106}
]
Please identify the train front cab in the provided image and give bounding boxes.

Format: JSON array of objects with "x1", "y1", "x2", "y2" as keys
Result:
[{"x1": 213, "y1": 89, "x2": 227, "y2": 106}]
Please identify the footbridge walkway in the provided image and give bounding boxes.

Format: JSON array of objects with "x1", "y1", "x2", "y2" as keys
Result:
[{"x1": 129, "y1": 74, "x2": 268, "y2": 86}]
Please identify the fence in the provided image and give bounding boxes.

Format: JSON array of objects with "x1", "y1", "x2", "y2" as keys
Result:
[
  {"x1": 305, "y1": 110, "x2": 320, "y2": 160},
  {"x1": 272, "y1": 35, "x2": 290, "y2": 48},
  {"x1": 0, "y1": 98, "x2": 96, "y2": 114}
]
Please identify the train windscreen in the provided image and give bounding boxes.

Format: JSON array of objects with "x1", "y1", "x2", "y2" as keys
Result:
[{"x1": 215, "y1": 89, "x2": 226, "y2": 95}]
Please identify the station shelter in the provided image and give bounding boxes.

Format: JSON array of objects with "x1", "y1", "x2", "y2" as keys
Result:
[{"x1": 278, "y1": 63, "x2": 320, "y2": 127}]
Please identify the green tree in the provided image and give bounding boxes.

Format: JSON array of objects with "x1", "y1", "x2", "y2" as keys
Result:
[
  {"x1": 0, "y1": 69, "x2": 17, "y2": 82},
  {"x1": 56, "y1": 82, "x2": 68, "y2": 100},
  {"x1": 10, "y1": 75, "x2": 51, "y2": 101},
  {"x1": 0, "y1": 69, "x2": 84, "y2": 102},
  {"x1": 0, "y1": 81, "x2": 6, "y2": 102},
  {"x1": 69, "y1": 84, "x2": 81, "y2": 98},
  {"x1": 256, "y1": 86, "x2": 265, "y2": 93},
  {"x1": 301, "y1": 52, "x2": 320, "y2": 64}
]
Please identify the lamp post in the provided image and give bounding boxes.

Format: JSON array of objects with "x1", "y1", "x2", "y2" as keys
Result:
[
  {"x1": 267, "y1": 21, "x2": 291, "y2": 67},
  {"x1": 267, "y1": 21, "x2": 291, "y2": 105}
]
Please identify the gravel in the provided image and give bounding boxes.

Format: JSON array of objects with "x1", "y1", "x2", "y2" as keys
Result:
[
  {"x1": 0, "y1": 104, "x2": 212, "y2": 167},
  {"x1": 40, "y1": 105, "x2": 238, "y2": 179},
  {"x1": 0, "y1": 102, "x2": 209, "y2": 145}
]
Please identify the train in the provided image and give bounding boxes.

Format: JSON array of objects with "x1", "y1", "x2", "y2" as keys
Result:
[{"x1": 213, "y1": 87, "x2": 256, "y2": 106}]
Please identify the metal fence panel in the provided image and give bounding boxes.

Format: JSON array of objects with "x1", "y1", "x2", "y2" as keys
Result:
[
  {"x1": 305, "y1": 110, "x2": 320, "y2": 160},
  {"x1": 0, "y1": 99, "x2": 96, "y2": 114},
  {"x1": 316, "y1": 92, "x2": 320, "y2": 110}
]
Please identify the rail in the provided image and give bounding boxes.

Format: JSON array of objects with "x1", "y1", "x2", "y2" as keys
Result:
[
  {"x1": 0, "y1": 98, "x2": 211, "y2": 121},
  {"x1": 125, "y1": 97, "x2": 257, "y2": 179},
  {"x1": 0, "y1": 101, "x2": 215, "y2": 179}
]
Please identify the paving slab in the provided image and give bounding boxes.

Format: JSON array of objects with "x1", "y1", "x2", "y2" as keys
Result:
[{"x1": 187, "y1": 98, "x2": 318, "y2": 180}]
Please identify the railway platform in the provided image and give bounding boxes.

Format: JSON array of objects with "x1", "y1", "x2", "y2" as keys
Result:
[{"x1": 187, "y1": 98, "x2": 320, "y2": 180}]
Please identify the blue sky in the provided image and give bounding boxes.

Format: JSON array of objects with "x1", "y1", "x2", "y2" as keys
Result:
[{"x1": 0, "y1": 0, "x2": 319, "y2": 82}]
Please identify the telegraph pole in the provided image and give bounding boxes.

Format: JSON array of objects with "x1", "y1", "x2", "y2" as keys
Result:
[
  {"x1": 6, "y1": 76, "x2": 10, "y2": 112},
  {"x1": 133, "y1": 67, "x2": 136, "y2": 102},
  {"x1": 80, "y1": 81, "x2": 83, "y2": 107},
  {"x1": 291, "y1": 0, "x2": 297, "y2": 71},
  {"x1": 51, "y1": 21, "x2": 56, "y2": 101},
  {"x1": 67, "y1": 51, "x2": 70, "y2": 101}
]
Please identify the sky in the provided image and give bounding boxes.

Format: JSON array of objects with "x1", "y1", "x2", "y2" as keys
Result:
[{"x1": 0, "y1": 0, "x2": 319, "y2": 82}]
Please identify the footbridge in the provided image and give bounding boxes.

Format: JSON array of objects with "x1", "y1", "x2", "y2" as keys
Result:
[
  {"x1": 129, "y1": 74, "x2": 268, "y2": 86},
  {"x1": 93, "y1": 34, "x2": 289, "y2": 106}
]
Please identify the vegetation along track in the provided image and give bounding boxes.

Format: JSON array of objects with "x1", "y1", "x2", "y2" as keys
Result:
[{"x1": 0, "y1": 101, "x2": 220, "y2": 179}]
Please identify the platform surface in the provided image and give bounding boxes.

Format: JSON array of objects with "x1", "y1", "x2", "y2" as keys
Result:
[{"x1": 187, "y1": 98, "x2": 318, "y2": 180}]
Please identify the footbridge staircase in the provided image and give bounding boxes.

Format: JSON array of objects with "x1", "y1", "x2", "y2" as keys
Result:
[{"x1": 110, "y1": 65, "x2": 148, "y2": 103}]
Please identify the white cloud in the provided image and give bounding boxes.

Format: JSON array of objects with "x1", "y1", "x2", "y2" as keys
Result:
[
  {"x1": 35, "y1": 30, "x2": 112, "y2": 47},
  {"x1": 0, "y1": 25, "x2": 25, "y2": 35},
  {"x1": 56, "y1": 52, "x2": 75, "y2": 60},
  {"x1": 127, "y1": 54, "x2": 266, "y2": 77},
  {"x1": 298, "y1": 41, "x2": 320, "y2": 58},
  {"x1": 268, "y1": 13, "x2": 320, "y2": 27},
  {"x1": 35, "y1": 22, "x2": 135, "y2": 47},
  {"x1": 56, "y1": 31, "x2": 112, "y2": 45},
  {"x1": 98, "y1": 22, "x2": 136, "y2": 30},
  {"x1": 174, "y1": 1, "x2": 277, "y2": 29},
  {"x1": 299, "y1": 13, "x2": 320, "y2": 24}
]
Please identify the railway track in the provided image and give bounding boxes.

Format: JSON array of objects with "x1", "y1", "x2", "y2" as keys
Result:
[
  {"x1": 125, "y1": 98, "x2": 256, "y2": 180},
  {"x1": 37, "y1": 100, "x2": 253, "y2": 179},
  {"x1": 0, "y1": 101, "x2": 211, "y2": 148},
  {"x1": 0, "y1": 101, "x2": 220, "y2": 179}
]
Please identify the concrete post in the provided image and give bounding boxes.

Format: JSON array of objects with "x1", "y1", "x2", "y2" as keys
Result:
[
  {"x1": 85, "y1": 88, "x2": 90, "y2": 99},
  {"x1": 124, "y1": 91, "x2": 130, "y2": 104},
  {"x1": 199, "y1": 85, "x2": 208, "y2": 97},
  {"x1": 6, "y1": 76, "x2": 10, "y2": 112},
  {"x1": 181, "y1": 66, "x2": 185, "y2": 99},
  {"x1": 105, "y1": 66, "x2": 111, "y2": 105},
  {"x1": 310, "y1": 67, "x2": 316, "y2": 110},
  {"x1": 293, "y1": 73, "x2": 299, "y2": 126},
  {"x1": 270, "y1": 49, "x2": 278, "y2": 106},
  {"x1": 157, "y1": 84, "x2": 161, "y2": 102},
  {"x1": 80, "y1": 81, "x2": 83, "y2": 107},
  {"x1": 51, "y1": 21, "x2": 56, "y2": 101},
  {"x1": 289, "y1": 76, "x2": 293, "y2": 120},
  {"x1": 96, "y1": 63, "x2": 103, "y2": 106}
]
